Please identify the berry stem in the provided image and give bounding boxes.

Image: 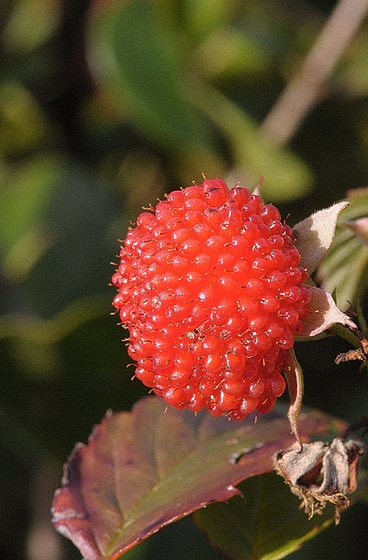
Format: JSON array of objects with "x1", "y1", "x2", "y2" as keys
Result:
[{"x1": 284, "y1": 348, "x2": 304, "y2": 448}]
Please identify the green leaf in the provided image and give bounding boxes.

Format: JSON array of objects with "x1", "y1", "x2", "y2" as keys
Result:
[
  {"x1": 0, "y1": 154, "x2": 60, "y2": 252},
  {"x1": 52, "y1": 396, "x2": 345, "y2": 560},
  {"x1": 187, "y1": 81, "x2": 313, "y2": 202},
  {"x1": 0, "y1": 81, "x2": 50, "y2": 157},
  {"x1": 193, "y1": 471, "x2": 334, "y2": 560},
  {"x1": 87, "y1": 0, "x2": 216, "y2": 157},
  {"x1": 1, "y1": 0, "x2": 61, "y2": 53},
  {"x1": 0, "y1": 153, "x2": 117, "y2": 317},
  {"x1": 316, "y1": 188, "x2": 368, "y2": 309},
  {"x1": 184, "y1": 0, "x2": 236, "y2": 37},
  {"x1": 193, "y1": 27, "x2": 271, "y2": 80}
]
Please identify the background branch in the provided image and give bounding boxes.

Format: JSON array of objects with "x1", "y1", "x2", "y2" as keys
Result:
[{"x1": 262, "y1": 0, "x2": 368, "y2": 145}]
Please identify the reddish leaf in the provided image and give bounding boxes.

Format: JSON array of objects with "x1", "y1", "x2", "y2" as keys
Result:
[{"x1": 52, "y1": 397, "x2": 345, "y2": 560}]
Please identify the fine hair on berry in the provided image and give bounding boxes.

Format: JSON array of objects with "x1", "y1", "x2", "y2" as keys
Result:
[{"x1": 112, "y1": 178, "x2": 311, "y2": 420}]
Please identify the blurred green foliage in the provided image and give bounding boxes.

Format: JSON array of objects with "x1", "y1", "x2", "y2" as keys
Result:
[{"x1": 1, "y1": 0, "x2": 368, "y2": 559}]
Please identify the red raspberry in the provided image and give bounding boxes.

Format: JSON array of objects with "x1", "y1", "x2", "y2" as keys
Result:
[{"x1": 112, "y1": 179, "x2": 311, "y2": 420}]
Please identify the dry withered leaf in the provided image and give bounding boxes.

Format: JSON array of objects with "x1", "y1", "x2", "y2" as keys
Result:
[
  {"x1": 274, "y1": 437, "x2": 364, "y2": 524},
  {"x1": 335, "y1": 328, "x2": 368, "y2": 366}
]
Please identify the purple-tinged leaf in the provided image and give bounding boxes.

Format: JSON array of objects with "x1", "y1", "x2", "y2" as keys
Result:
[
  {"x1": 296, "y1": 286, "x2": 356, "y2": 338},
  {"x1": 52, "y1": 397, "x2": 343, "y2": 560},
  {"x1": 293, "y1": 201, "x2": 348, "y2": 275}
]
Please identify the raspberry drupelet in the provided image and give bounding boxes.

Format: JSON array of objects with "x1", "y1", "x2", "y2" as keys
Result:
[{"x1": 112, "y1": 179, "x2": 311, "y2": 420}]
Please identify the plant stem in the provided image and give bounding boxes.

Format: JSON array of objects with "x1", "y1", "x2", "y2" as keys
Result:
[
  {"x1": 331, "y1": 322, "x2": 362, "y2": 349},
  {"x1": 262, "y1": 0, "x2": 368, "y2": 145}
]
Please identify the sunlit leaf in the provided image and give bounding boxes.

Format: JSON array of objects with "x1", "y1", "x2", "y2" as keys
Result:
[
  {"x1": 187, "y1": 81, "x2": 313, "y2": 202},
  {"x1": 0, "y1": 154, "x2": 60, "y2": 252},
  {"x1": 184, "y1": 0, "x2": 236, "y2": 37},
  {"x1": 52, "y1": 396, "x2": 345, "y2": 560},
  {"x1": 0, "y1": 154, "x2": 117, "y2": 318},
  {"x1": 87, "y1": 0, "x2": 217, "y2": 158},
  {"x1": 0, "y1": 82, "x2": 49, "y2": 157},
  {"x1": 1, "y1": 0, "x2": 61, "y2": 53},
  {"x1": 193, "y1": 27, "x2": 271, "y2": 80},
  {"x1": 0, "y1": 294, "x2": 108, "y2": 345},
  {"x1": 337, "y1": 30, "x2": 368, "y2": 98}
]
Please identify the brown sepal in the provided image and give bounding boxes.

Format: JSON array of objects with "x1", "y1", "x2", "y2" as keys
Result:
[{"x1": 274, "y1": 438, "x2": 364, "y2": 525}]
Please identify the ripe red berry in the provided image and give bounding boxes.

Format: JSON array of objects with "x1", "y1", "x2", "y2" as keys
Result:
[{"x1": 112, "y1": 179, "x2": 311, "y2": 420}]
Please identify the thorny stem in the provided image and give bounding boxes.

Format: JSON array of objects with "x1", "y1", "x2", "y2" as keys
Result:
[{"x1": 262, "y1": 0, "x2": 368, "y2": 145}]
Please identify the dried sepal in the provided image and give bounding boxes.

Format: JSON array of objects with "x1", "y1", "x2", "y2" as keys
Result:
[
  {"x1": 293, "y1": 201, "x2": 349, "y2": 276},
  {"x1": 274, "y1": 438, "x2": 364, "y2": 524},
  {"x1": 251, "y1": 176, "x2": 263, "y2": 197},
  {"x1": 296, "y1": 286, "x2": 357, "y2": 338}
]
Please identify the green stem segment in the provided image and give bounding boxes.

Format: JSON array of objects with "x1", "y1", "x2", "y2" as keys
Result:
[{"x1": 330, "y1": 323, "x2": 363, "y2": 349}]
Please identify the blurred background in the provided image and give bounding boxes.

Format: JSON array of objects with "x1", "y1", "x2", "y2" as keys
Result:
[{"x1": 1, "y1": 0, "x2": 368, "y2": 559}]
